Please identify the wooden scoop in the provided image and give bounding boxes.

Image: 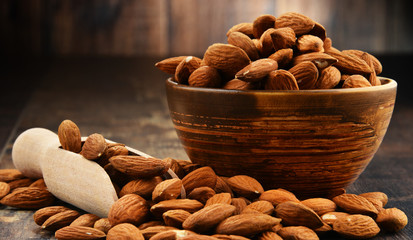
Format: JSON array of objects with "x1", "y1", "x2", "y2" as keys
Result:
[{"x1": 11, "y1": 128, "x2": 179, "y2": 217}]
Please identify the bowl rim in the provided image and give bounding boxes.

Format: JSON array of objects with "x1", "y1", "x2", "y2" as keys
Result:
[{"x1": 166, "y1": 77, "x2": 397, "y2": 95}]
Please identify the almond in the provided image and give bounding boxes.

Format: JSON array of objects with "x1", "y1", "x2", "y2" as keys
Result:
[
  {"x1": 215, "y1": 213, "x2": 281, "y2": 237},
  {"x1": 359, "y1": 192, "x2": 388, "y2": 206},
  {"x1": 252, "y1": 14, "x2": 276, "y2": 39},
  {"x1": 188, "y1": 66, "x2": 222, "y2": 88},
  {"x1": 175, "y1": 56, "x2": 202, "y2": 84},
  {"x1": 332, "y1": 194, "x2": 378, "y2": 217},
  {"x1": 277, "y1": 226, "x2": 319, "y2": 240},
  {"x1": 259, "y1": 28, "x2": 277, "y2": 57},
  {"x1": 0, "y1": 169, "x2": 24, "y2": 182},
  {"x1": 297, "y1": 35, "x2": 324, "y2": 53},
  {"x1": 42, "y1": 209, "x2": 81, "y2": 231},
  {"x1": 7, "y1": 178, "x2": 35, "y2": 190},
  {"x1": 213, "y1": 234, "x2": 251, "y2": 240},
  {"x1": 55, "y1": 226, "x2": 106, "y2": 240},
  {"x1": 119, "y1": 176, "x2": 162, "y2": 198},
  {"x1": 0, "y1": 187, "x2": 55, "y2": 209},
  {"x1": 226, "y1": 175, "x2": 264, "y2": 199},
  {"x1": 288, "y1": 61, "x2": 319, "y2": 89},
  {"x1": 155, "y1": 56, "x2": 188, "y2": 75},
  {"x1": 33, "y1": 206, "x2": 71, "y2": 226},
  {"x1": 376, "y1": 208, "x2": 408, "y2": 232},
  {"x1": 0, "y1": 181, "x2": 10, "y2": 199},
  {"x1": 270, "y1": 27, "x2": 296, "y2": 50},
  {"x1": 163, "y1": 209, "x2": 191, "y2": 228},
  {"x1": 257, "y1": 231, "x2": 283, "y2": 240},
  {"x1": 141, "y1": 226, "x2": 179, "y2": 239},
  {"x1": 314, "y1": 222, "x2": 333, "y2": 235},
  {"x1": 214, "y1": 176, "x2": 234, "y2": 196},
  {"x1": 308, "y1": 21, "x2": 327, "y2": 41},
  {"x1": 93, "y1": 218, "x2": 112, "y2": 234},
  {"x1": 182, "y1": 166, "x2": 217, "y2": 193},
  {"x1": 333, "y1": 214, "x2": 380, "y2": 239},
  {"x1": 342, "y1": 49, "x2": 382, "y2": 74},
  {"x1": 360, "y1": 52, "x2": 381, "y2": 86},
  {"x1": 300, "y1": 198, "x2": 337, "y2": 216},
  {"x1": 183, "y1": 203, "x2": 236, "y2": 233},
  {"x1": 222, "y1": 79, "x2": 256, "y2": 90},
  {"x1": 325, "y1": 50, "x2": 373, "y2": 75},
  {"x1": 81, "y1": 133, "x2": 107, "y2": 160},
  {"x1": 231, "y1": 198, "x2": 248, "y2": 215},
  {"x1": 226, "y1": 23, "x2": 254, "y2": 38},
  {"x1": 70, "y1": 213, "x2": 100, "y2": 227},
  {"x1": 292, "y1": 52, "x2": 338, "y2": 69},
  {"x1": 150, "y1": 199, "x2": 204, "y2": 217},
  {"x1": 227, "y1": 32, "x2": 260, "y2": 61},
  {"x1": 235, "y1": 58, "x2": 278, "y2": 82},
  {"x1": 29, "y1": 178, "x2": 47, "y2": 189},
  {"x1": 323, "y1": 37, "x2": 333, "y2": 51},
  {"x1": 275, "y1": 201, "x2": 324, "y2": 229},
  {"x1": 241, "y1": 200, "x2": 274, "y2": 215},
  {"x1": 315, "y1": 66, "x2": 341, "y2": 89},
  {"x1": 187, "y1": 187, "x2": 216, "y2": 204},
  {"x1": 138, "y1": 220, "x2": 164, "y2": 230},
  {"x1": 321, "y1": 211, "x2": 350, "y2": 225},
  {"x1": 108, "y1": 194, "x2": 149, "y2": 226},
  {"x1": 265, "y1": 70, "x2": 299, "y2": 90},
  {"x1": 342, "y1": 74, "x2": 372, "y2": 88},
  {"x1": 98, "y1": 144, "x2": 129, "y2": 166},
  {"x1": 275, "y1": 12, "x2": 315, "y2": 35},
  {"x1": 365, "y1": 197, "x2": 384, "y2": 212},
  {"x1": 58, "y1": 119, "x2": 82, "y2": 153},
  {"x1": 152, "y1": 178, "x2": 183, "y2": 202},
  {"x1": 106, "y1": 223, "x2": 144, "y2": 240},
  {"x1": 259, "y1": 189, "x2": 299, "y2": 207},
  {"x1": 104, "y1": 163, "x2": 130, "y2": 186},
  {"x1": 109, "y1": 155, "x2": 168, "y2": 178},
  {"x1": 163, "y1": 158, "x2": 186, "y2": 179},
  {"x1": 268, "y1": 48, "x2": 293, "y2": 68},
  {"x1": 203, "y1": 43, "x2": 251, "y2": 77}
]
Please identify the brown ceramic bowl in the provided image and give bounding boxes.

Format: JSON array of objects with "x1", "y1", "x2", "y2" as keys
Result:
[{"x1": 166, "y1": 77, "x2": 397, "y2": 197}]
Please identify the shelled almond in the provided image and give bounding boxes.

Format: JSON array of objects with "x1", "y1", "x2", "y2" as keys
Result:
[
  {"x1": 156, "y1": 12, "x2": 384, "y2": 90},
  {"x1": 1, "y1": 119, "x2": 409, "y2": 240}
]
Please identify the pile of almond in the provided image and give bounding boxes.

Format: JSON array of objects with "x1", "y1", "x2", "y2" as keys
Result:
[
  {"x1": 0, "y1": 119, "x2": 408, "y2": 239},
  {"x1": 156, "y1": 12, "x2": 383, "y2": 90}
]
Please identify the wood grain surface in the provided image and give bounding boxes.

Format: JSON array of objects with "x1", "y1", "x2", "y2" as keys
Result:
[
  {"x1": 0, "y1": 57, "x2": 412, "y2": 239},
  {"x1": 1, "y1": 0, "x2": 412, "y2": 56}
]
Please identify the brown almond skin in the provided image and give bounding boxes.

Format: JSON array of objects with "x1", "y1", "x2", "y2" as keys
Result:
[
  {"x1": 259, "y1": 189, "x2": 299, "y2": 207},
  {"x1": 222, "y1": 79, "x2": 256, "y2": 90},
  {"x1": 214, "y1": 176, "x2": 234, "y2": 196},
  {"x1": 275, "y1": 12, "x2": 315, "y2": 35},
  {"x1": 215, "y1": 213, "x2": 281, "y2": 237},
  {"x1": 183, "y1": 203, "x2": 236, "y2": 233},
  {"x1": 152, "y1": 178, "x2": 182, "y2": 202},
  {"x1": 213, "y1": 234, "x2": 251, "y2": 240},
  {"x1": 141, "y1": 226, "x2": 180, "y2": 239},
  {"x1": 300, "y1": 198, "x2": 337, "y2": 216},
  {"x1": 0, "y1": 187, "x2": 55, "y2": 209},
  {"x1": 235, "y1": 59, "x2": 278, "y2": 82},
  {"x1": 150, "y1": 199, "x2": 204, "y2": 217},
  {"x1": 231, "y1": 198, "x2": 248, "y2": 215},
  {"x1": 138, "y1": 220, "x2": 164, "y2": 230},
  {"x1": 259, "y1": 28, "x2": 277, "y2": 57},
  {"x1": 163, "y1": 158, "x2": 186, "y2": 179},
  {"x1": 33, "y1": 206, "x2": 70, "y2": 226},
  {"x1": 0, "y1": 181, "x2": 10, "y2": 199},
  {"x1": 188, "y1": 66, "x2": 222, "y2": 88},
  {"x1": 182, "y1": 166, "x2": 217, "y2": 193},
  {"x1": 252, "y1": 14, "x2": 276, "y2": 39},
  {"x1": 265, "y1": 70, "x2": 299, "y2": 90},
  {"x1": 289, "y1": 61, "x2": 318, "y2": 89},
  {"x1": 29, "y1": 178, "x2": 47, "y2": 189},
  {"x1": 205, "y1": 192, "x2": 232, "y2": 207},
  {"x1": 268, "y1": 48, "x2": 294, "y2": 68},
  {"x1": 242, "y1": 200, "x2": 274, "y2": 215},
  {"x1": 55, "y1": 226, "x2": 106, "y2": 240},
  {"x1": 109, "y1": 155, "x2": 168, "y2": 178},
  {"x1": 227, "y1": 23, "x2": 254, "y2": 38},
  {"x1": 107, "y1": 223, "x2": 144, "y2": 240},
  {"x1": 332, "y1": 194, "x2": 378, "y2": 217},
  {"x1": 226, "y1": 175, "x2": 264, "y2": 199},
  {"x1": 342, "y1": 49, "x2": 382, "y2": 74},
  {"x1": 42, "y1": 209, "x2": 81, "y2": 231},
  {"x1": 108, "y1": 194, "x2": 149, "y2": 226},
  {"x1": 275, "y1": 201, "x2": 324, "y2": 229},
  {"x1": 58, "y1": 119, "x2": 82, "y2": 153},
  {"x1": 7, "y1": 178, "x2": 34, "y2": 190},
  {"x1": 187, "y1": 186, "x2": 216, "y2": 204},
  {"x1": 257, "y1": 231, "x2": 283, "y2": 240},
  {"x1": 321, "y1": 211, "x2": 350, "y2": 226},
  {"x1": 376, "y1": 208, "x2": 408, "y2": 232},
  {"x1": 270, "y1": 27, "x2": 296, "y2": 50},
  {"x1": 333, "y1": 214, "x2": 380, "y2": 239},
  {"x1": 175, "y1": 56, "x2": 201, "y2": 84},
  {"x1": 163, "y1": 209, "x2": 191, "y2": 228},
  {"x1": 325, "y1": 50, "x2": 373, "y2": 75},
  {"x1": 93, "y1": 218, "x2": 112, "y2": 234},
  {"x1": 278, "y1": 226, "x2": 319, "y2": 240},
  {"x1": 0, "y1": 169, "x2": 24, "y2": 182},
  {"x1": 70, "y1": 213, "x2": 100, "y2": 227},
  {"x1": 308, "y1": 21, "x2": 327, "y2": 41},
  {"x1": 315, "y1": 66, "x2": 341, "y2": 89},
  {"x1": 359, "y1": 192, "x2": 388, "y2": 206},
  {"x1": 81, "y1": 133, "x2": 107, "y2": 160},
  {"x1": 119, "y1": 176, "x2": 162, "y2": 198},
  {"x1": 342, "y1": 75, "x2": 372, "y2": 88},
  {"x1": 228, "y1": 32, "x2": 260, "y2": 61},
  {"x1": 155, "y1": 56, "x2": 187, "y2": 75},
  {"x1": 292, "y1": 52, "x2": 338, "y2": 69},
  {"x1": 296, "y1": 35, "x2": 324, "y2": 53}
]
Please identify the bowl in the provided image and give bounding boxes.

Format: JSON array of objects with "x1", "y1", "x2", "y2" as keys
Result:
[{"x1": 165, "y1": 77, "x2": 397, "y2": 197}]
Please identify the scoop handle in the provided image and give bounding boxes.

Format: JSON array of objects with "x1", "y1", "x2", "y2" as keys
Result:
[{"x1": 12, "y1": 128, "x2": 59, "y2": 179}]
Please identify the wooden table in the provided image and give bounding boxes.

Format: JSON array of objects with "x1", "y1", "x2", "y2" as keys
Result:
[{"x1": 0, "y1": 57, "x2": 412, "y2": 239}]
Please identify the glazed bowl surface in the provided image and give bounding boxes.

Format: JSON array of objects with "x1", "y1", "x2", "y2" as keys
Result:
[{"x1": 166, "y1": 78, "x2": 397, "y2": 197}]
